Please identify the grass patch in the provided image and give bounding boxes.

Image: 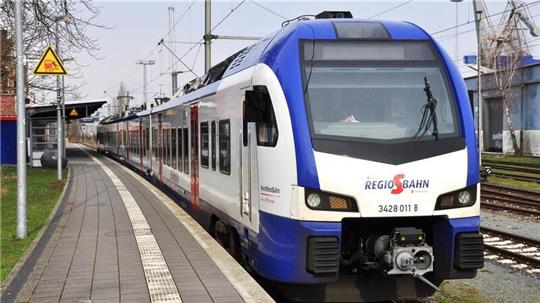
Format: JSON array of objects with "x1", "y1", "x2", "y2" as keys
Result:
[
  {"x1": 0, "y1": 166, "x2": 66, "y2": 282},
  {"x1": 485, "y1": 175, "x2": 540, "y2": 192},
  {"x1": 431, "y1": 281, "x2": 486, "y2": 303},
  {"x1": 482, "y1": 153, "x2": 540, "y2": 166}
]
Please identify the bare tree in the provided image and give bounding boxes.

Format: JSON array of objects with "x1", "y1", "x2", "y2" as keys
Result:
[
  {"x1": 486, "y1": 18, "x2": 526, "y2": 155},
  {"x1": 0, "y1": 0, "x2": 108, "y2": 101}
]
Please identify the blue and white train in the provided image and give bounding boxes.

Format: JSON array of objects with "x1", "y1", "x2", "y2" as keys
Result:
[{"x1": 97, "y1": 12, "x2": 484, "y2": 302}]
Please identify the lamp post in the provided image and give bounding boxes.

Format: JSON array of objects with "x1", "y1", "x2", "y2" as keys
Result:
[{"x1": 15, "y1": 0, "x2": 27, "y2": 239}]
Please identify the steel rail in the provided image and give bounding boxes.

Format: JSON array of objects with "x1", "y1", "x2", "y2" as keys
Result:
[
  {"x1": 481, "y1": 183, "x2": 540, "y2": 199},
  {"x1": 490, "y1": 172, "x2": 540, "y2": 184},
  {"x1": 486, "y1": 163, "x2": 540, "y2": 175},
  {"x1": 483, "y1": 160, "x2": 540, "y2": 169},
  {"x1": 480, "y1": 227, "x2": 540, "y2": 247},
  {"x1": 481, "y1": 193, "x2": 540, "y2": 207},
  {"x1": 483, "y1": 244, "x2": 540, "y2": 268},
  {"x1": 481, "y1": 200, "x2": 540, "y2": 216}
]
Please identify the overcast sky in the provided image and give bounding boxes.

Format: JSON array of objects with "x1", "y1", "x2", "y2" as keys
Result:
[{"x1": 64, "y1": 0, "x2": 540, "y2": 112}]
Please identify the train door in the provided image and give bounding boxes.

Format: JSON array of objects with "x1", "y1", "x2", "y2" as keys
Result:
[
  {"x1": 139, "y1": 119, "x2": 144, "y2": 171},
  {"x1": 190, "y1": 105, "x2": 200, "y2": 210},
  {"x1": 158, "y1": 113, "x2": 163, "y2": 183},
  {"x1": 126, "y1": 127, "x2": 130, "y2": 161},
  {"x1": 241, "y1": 96, "x2": 260, "y2": 232}
]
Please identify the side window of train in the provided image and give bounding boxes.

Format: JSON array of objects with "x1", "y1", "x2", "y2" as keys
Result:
[
  {"x1": 172, "y1": 128, "x2": 177, "y2": 169},
  {"x1": 211, "y1": 121, "x2": 216, "y2": 171},
  {"x1": 201, "y1": 122, "x2": 209, "y2": 168},
  {"x1": 244, "y1": 85, "x2": 278, "y2": 147},
  {"x1": 219, "y1": 119, "x2": 231, "y2": 175},
  {"x1": 145, "y1": 127, "x2": 149, "y2": 157},
  {"x1": 183, "y1": 128, "x2": 189, "y2": 174}
]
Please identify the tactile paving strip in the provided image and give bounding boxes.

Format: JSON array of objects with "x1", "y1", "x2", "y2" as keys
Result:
[{"x1": 89, "y1": 154, "x2": 182, "y2": 303}]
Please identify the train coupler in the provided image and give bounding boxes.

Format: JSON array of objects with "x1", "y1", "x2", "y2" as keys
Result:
[{"x1": 369, "y1": 227, "x2": 438, "y2": 291}]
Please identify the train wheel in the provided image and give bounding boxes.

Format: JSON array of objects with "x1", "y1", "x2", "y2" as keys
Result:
[
  {"x1": 227, "y1": 228, "x2": 241, "y2": 261},
  {"x1": 213, "y1": 220, "x2": 229, "y2": 249}
]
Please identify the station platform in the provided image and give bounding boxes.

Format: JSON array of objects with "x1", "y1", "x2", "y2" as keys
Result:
[{"x1": 9, "y1": 144, "x2": 272, "y2": 303}]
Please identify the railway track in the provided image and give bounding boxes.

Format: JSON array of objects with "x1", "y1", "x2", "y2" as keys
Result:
[
  {"x1": 482, "y1": 160, "x2": 540, "y2": 183},
  {"x1": 481, "y1": 226, "x2": 540, "y2": 276},
  {"x1": 490, "y1": 171, "x2": 540, "y2": 183},
  {"x1": 481, "y1": 184, "x2": 540, "y2": 216},
  {"x1": 483, "y1": 160, "x2": 540, "y2": 170}
]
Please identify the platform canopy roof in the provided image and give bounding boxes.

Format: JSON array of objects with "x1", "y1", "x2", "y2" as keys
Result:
[{"x1": 26, "y1": 98, "x2": 107, "y2": 119}]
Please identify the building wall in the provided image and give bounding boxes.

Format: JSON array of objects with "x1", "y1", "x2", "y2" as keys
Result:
[
  {"x1": 0, "y1": 95, "x2": 16, "y2": 116},
  {"x1": 464, "y1": 63, "x2": 540, "y2": 156},
  {"x1": 1, "y1": 29, "x2": 17, "y2": 165}
]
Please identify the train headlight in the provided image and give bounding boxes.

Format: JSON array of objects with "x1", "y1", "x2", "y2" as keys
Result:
[
  {"x1": 435, "y1": 185, "x2": 477, "y2": 210},
  {"x1": 305, "y1": 189, "x2": 358, "y2": 212},
  {"x1": 306, "y1": 193, "x2": 322, "y2": 208},
  {"x1": 457, "y1": 190, "x2": 472, "y2": 205}
]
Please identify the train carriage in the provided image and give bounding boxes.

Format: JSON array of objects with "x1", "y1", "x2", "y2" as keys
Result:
[{"x1": 97, "y1": 13, "x2": 484, "y2": 302}]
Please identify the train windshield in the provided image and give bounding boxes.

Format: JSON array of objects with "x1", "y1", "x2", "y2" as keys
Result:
[{"x1": 303, "y1": 41, "x2": 459, "y2": 142}]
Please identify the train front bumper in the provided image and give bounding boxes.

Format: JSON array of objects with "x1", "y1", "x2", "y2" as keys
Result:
[{"x1": 255, "y1": 212, "x2": 483, "y2": 284}]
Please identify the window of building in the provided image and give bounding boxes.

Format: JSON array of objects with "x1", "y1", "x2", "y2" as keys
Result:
[{"x1": 219, "y1": 119, "x2": 230, "y2": 175}]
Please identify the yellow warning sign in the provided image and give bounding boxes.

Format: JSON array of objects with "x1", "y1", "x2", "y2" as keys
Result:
[
  {"x1": 33, "y1": 46, "x2": 67, "y2": 75},
  {"x1": 69, "y1": 108, "x2": 79, "y2": 117}
]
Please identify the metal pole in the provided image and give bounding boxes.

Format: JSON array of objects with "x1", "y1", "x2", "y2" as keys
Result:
[
  {"x1": 204, "y1": 0, "x2": 211, "y2": 73},
  {"x1": 136, "y1": 60, "x2": 155, "y2": 108},
  {"x1": 476, "y1": 10, "x2": 483, "y2": 166},
  {"x1": 143, "y1": 65, "x2": 147, "y2": 107},
  {"x1": 62, "y1": 76, "x2": 65, "y2": 155},
  {"x1": 56, "y1": 21, "x2": 62, "y2": 180},
  {"x1": 15, "y1": 0, "x2": 27, "y2": 239}
]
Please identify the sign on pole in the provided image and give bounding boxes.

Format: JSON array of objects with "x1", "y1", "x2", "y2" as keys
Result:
[
  {"x1": 69, "y1": 108, "x2": 79, "y2": 118},
  {"x1": 33, "y1": 46, "x2": 67, "y2": 75}
]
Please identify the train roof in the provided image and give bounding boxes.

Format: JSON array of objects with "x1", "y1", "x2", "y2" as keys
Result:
[{"x1": 111, "y1": 17, "x2": 432, "y2": 120}]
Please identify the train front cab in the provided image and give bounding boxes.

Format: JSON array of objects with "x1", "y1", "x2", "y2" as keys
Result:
[{"x1": 247, "y1": 20, "x2": 484, "y2": 302}]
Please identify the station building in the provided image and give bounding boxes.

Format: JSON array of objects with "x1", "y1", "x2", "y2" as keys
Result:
[{"x1": 465, "y1": 58, "x2": 540, "y2": 156}]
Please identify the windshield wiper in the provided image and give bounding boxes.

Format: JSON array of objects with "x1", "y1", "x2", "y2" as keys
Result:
[{"x1": 413, "y1": 77, "x2": 439, "y2": 141}]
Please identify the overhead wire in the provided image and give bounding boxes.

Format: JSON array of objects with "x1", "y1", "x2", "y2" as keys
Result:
[
  {"x1": 171, "y1": 0, "x2": 248, "y2": 74},
  {"x1": 430, "y1": 0, "x2": 540, "y2": 36},
  {"x1": 248, "y1": 0, "x2": 288, "y2": 20},
  {"x1": 369, "y1": 0, "x2": 414, "y2": 19},
  {"x1": 107, "y1": 0, "x2": 197, "y2": 95}
]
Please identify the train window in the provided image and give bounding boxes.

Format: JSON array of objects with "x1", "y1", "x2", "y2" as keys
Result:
[
  {"x1": 163, "y1": 129, "x2": 168, "y2": 166},
  {"x1": 145, "y1": 128, "x2": 149, "y2": 157},
  {"x1": 219, "y1": 120, "x2": 231, "y2": 175},
  {"x1": 167, "y1": 128, "x2": 171, "y2": 166},
  {"x1": 169, "y1": 128, "x2": 172, "y2": 166},
  {"x1": 183, "y1": 128, "x2": 189, "y2": 174},
  {"x1": 201, "y1": 122, "x2": 209, "y2": 168},
  {"x1": 153, "y1": 127, "x2": 158, "y2": 161},
  {"x1": 211, "y1": 121, "x2": 216, "y2": 171},
  {"x1": 165, "y1": 128, "x2": 169, "y2": 165},
  {"x1": 245, "y1": 86, "x2": 278, "y2": 147},
  {"x1": 172, "y1": 128, "x2": 177, "y2": 169},
  {"x1": 178, "y1": 128, "x2": 183, "y2": 171}
]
